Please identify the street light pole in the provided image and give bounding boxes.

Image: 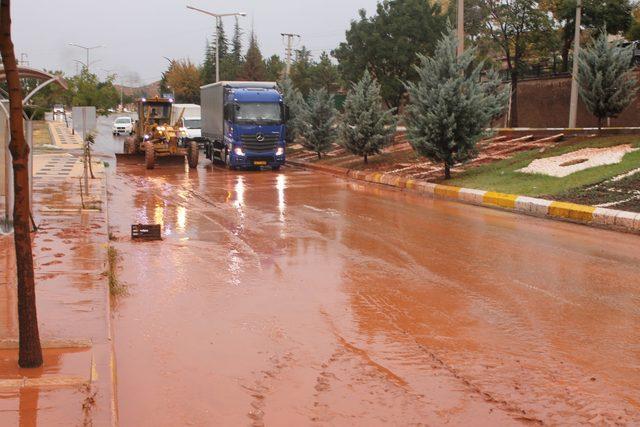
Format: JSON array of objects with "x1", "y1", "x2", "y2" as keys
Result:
[
  {"x1": 68, "y1": 43, "x2": 104, "y2": 74},
  {"x1": 568, "y1": 0, "x2": 582, "y2": 128},
  {"x1": 186, "y1": 5, "x2": 247, "y2": 83},
  {"x1": 216, "y1": 16, "x2": 221, "y2": 83},
  {"x1": 457, "y1": 0, "x2": 464, "y2": 56}
]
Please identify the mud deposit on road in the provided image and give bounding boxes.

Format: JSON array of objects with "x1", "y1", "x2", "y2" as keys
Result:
[{"x1": 102, "y1": 157, "x2": 640, "y2": 426}]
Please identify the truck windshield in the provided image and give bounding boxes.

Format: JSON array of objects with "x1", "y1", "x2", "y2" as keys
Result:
[
  {"x1": 235, "y1": 103, "x2": 282, "y2": 124},
  {"x1": 183, "y1": 119, "x2": 201, "y2": 129}
]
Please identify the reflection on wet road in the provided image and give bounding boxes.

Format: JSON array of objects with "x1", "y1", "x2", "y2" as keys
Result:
[{"x1": 93, "y1": 116, "x2": 639, "y2": 425}]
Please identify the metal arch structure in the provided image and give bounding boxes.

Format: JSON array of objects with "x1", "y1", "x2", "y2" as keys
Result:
[
  {"x1": 0, "y1": 66, "x2": 68, "y2": 118},
  {"x1": 0, "y1": 67, "x2": 67, "y2": 226}
]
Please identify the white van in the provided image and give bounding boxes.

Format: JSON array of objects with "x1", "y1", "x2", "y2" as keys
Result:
[{"x1": 172, "y1": 104, "x2": 203, "y2": 146}]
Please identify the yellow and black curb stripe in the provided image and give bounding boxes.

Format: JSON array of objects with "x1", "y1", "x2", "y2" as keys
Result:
[{"x1": 286, "y1": 159, "x2": 640, "y2": 234}]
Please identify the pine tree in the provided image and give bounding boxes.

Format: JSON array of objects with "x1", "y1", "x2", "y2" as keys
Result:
[
  {"x1": 404, "y1": 25, "x2": 509, "y2": 179},
  {"x1": 312, "y1": 52, "x2": 339, "y2": 93},
  {"x1": 231, "y1": 17, "x2": 243, "y2": 64},
  {"x1": 278, "y1": 77, "x2": 305, "y2": 143},
  {"x1": 201, "y1": 22, "x2": 229, "y2": 84},
  {"x1": 201, "y1": 38, "x2": 215, "y2": 85},
  {"x1": 239, "y1": 31, "x2": 266, "y2": 81},
  {"x1": 291, "y1": 46, "x2": 314, "y2": 96},
  {"x1": 224, "y1": 17, "x2": 243, "y2": 80},
  {"x1": 578, "y1": 30, "x2": 638, "y2": 129},
  {"x1": 339, "y1": 71, "x2": 397, "y2": 164},
  {"x1": 265, "y1": 55, "x2": 285, "y2": 81},
  {"x1": 217, "y1": 21, "x2": 228, "y2": 58},
  {"x1": 299, "y1": 88, "x2": 337, "y2": 159}
]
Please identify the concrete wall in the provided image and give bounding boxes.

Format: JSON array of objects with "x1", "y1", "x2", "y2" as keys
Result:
[{"x1": 508, "y1": 72, "x2": 640, "y2": 128}]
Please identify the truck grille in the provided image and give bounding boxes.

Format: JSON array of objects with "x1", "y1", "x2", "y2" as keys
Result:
[{"x1": 240, "y1": 134, "x2": 279, "y2": 152}]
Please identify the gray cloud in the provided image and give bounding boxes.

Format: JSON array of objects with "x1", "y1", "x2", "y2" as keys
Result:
[{"x1": 13, "y1": 0, "x2": 379, "y2": 85}]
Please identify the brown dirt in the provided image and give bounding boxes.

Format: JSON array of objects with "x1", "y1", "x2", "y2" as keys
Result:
[{"x1": 289, "y1": 131, "x2": 570, "y2": 182}]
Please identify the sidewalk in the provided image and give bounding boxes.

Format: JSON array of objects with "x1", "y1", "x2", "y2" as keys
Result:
[{"x1": 0, "y1": 122, "x2": 115, "y2": 425}]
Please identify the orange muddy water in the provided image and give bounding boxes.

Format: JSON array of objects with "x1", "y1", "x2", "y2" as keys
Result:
[{"x1": 107, "y1": 158, "x2": 640, "y2": 426}]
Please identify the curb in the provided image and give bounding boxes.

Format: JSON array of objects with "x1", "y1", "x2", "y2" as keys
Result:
[{"x1": 286, "y1": 159, "x2": 640, "y2": 235}]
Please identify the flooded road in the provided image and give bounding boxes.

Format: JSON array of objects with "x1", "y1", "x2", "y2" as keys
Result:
[{"x1": 101, "y1": 120, "x2": 640, "y2": 425}]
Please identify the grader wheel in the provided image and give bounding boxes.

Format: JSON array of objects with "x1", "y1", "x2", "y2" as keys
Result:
[
  {"x1": 145, "y1": 142, "x2": 155, "y2": 170},
  {"x1": 188, "y1": 141, "x2": 199, "y2": 169}
]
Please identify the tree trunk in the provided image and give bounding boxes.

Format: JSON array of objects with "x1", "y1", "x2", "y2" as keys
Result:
[
  {"x1": 364, "y1": 154, "x2": 368, "y2": 164},
  {"x1": 598, "y1": 117, "x2": 603, "y2": 131},
  {"x1": 0, "y1": 0, "x2": 43, "y2": 368},
  {"x1": 444, "y1": 162, "x2": 451, "y2": 180},
  {"x1": 317, "y1": 151, "x2": 321, "y2": 160},
  {"x1": 509, "y1": 70, "x2": 519, "y2": 128}
]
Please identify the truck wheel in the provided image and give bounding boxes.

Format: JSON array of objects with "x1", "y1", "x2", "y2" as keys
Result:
[
  {"x1": 188, "y1": 141, "x2": 199, "y2": 169},
  {"x1": 123, "y1": 137, "x2": 136, "y2": 154},
  {"x1": 224, "y1": 150, "x2": 231, "y2": 168},
  {"x1": 145, "y1": 142, "x2": 155, "y2": 170}
]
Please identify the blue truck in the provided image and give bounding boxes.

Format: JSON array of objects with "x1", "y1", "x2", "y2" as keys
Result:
[{"x1": 201, "y1": 81, "x2": 287, "y2": 170}]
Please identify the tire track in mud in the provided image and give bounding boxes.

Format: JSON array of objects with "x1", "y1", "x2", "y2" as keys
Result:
[
  {"x1": 239, "y1": 351, "x2": 296, "y2": 427},
  {"x1": 320, "y1": 307, "x2": 541, "y2": 425},
  {"x1": 339, "y1": 221, "x2": 639, "y2": 425},
  {"x1": 349, "y1": 286, "x2": 638, "y2": 425}
]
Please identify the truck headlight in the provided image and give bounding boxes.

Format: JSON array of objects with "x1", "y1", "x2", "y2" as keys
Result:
[
  {"x1": 234, "y1": 147, "x2": 245, "y2": 156},
  {"x1": 276, "y1": 147, "x2": 284, "y2": 156}
]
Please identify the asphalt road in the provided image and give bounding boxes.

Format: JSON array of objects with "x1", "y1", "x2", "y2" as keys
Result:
[{"x1": 97, "y1": 116, "x2": 640, "y2": 426}]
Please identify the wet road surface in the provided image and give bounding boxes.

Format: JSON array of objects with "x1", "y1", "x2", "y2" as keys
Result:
[{"x1": 98, "y1": 118, "x2": 640, "y2": 426}]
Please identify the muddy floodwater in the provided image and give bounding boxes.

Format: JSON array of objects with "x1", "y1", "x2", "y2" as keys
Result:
[{"x1": 71, "y1": 116, "x2": 637, "y2": 426}]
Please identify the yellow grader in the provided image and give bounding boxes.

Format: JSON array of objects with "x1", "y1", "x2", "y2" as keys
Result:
[{"x1": 120, "y1": 97, "x2": 199, "y2": 170}]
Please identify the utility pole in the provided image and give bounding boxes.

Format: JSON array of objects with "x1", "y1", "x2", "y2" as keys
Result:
[
  {"x1": 68, "y1": 43, "x2": 104, "y2": 74},
  {"x1": 568, "y1": 0, "x2": 582, "y2": 128},
  {"x1": 186, "y1": 5, "x2": 246, "y2": 83},
  {"x1": 281, "y1": 33, "x2": 300, "y2": 77},
  {"x1": 457, "y1": 0, "x2": 464, "y2": 56}
]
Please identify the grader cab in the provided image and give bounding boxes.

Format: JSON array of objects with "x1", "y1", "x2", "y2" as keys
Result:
[{"x1": 121, "y1": 97, "x2": 199, "y2": 170}]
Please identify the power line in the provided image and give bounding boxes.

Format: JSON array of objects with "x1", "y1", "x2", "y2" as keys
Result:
[{"x1": 281, "y1": 33, "x2": 301, "y2": 77}]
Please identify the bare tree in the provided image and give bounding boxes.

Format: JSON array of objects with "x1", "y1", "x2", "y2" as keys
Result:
[{"x1": 0, "y1": 0, "x2": 43, "y2": 368}]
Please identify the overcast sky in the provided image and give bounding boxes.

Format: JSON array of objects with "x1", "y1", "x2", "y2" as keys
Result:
[{"x1": 13, "y1": 0, "x2": 379, "y2": 86}]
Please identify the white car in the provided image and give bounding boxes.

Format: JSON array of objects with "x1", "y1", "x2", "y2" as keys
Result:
[
  {"x1": 180, "y1": 117, "x2": 202, "y2": 144},
  {"x1": 112, "y1": 117, "x2": 134, "y2": 136},
  {"x1": 53, "y1": 104, "x2": 65, "y2": 115}
]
